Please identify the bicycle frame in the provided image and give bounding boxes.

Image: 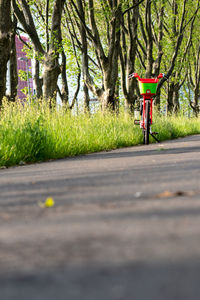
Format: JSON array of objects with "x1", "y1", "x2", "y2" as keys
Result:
[
  {"x1": 129, "y1": 73, "x2": 164, "y2": 144},
  {"x1": 141, "y1": 96, "x2": 153, "y2": 128}
]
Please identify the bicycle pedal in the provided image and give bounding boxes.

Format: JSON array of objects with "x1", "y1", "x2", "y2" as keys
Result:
[
  {"x1": 151, "y1": 132, "x2": 158, "y2": 135},
  {"x1": 134, "y1": 120, "x2": 140, "y2": 125}
]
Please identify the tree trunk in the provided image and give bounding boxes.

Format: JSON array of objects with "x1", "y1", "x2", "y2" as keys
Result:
[
  {"x1": 124, "y1": 94, "x2": 137, "y2": 113},
  {"x1": 145, "y1": 0, "x2": 153, "y2": 78},
  {"x1": 60, "y1": 50, "x2": 69, "y2": 105},
  {"x1": 12, "y1": 0, "x2": 64, "y2": 103},
  {"x1": 33, "y1": 56, "x2": 43, "y2": 98},
  {"x1": 101, "y1": 55, "x2": 119, "y2": 112},
  {"x1": 43, "y1": 0, "x2": 64, "y2": 102},
  {"x1": 76, "y1": 0, "x2": 90, "y2": 112},
  {"x1": 83, "y1": 83, "x2": 89, "y2": 112},
  {"x1": 193, "y1": 86, "x2": 200, "y2": 117},
  {"x1": 120, "y1": 0, "x2": 139, "y2": 114},
  {"x1": 74, "y1": 0, "x2": 121, "y2": 112},
  {"x1": 172, "y1": 84, "x2": 180, "y2": 113},
  {"x1": 0, "y1": 0, "x2": 11, "y2": 104},
  {"x1": 154, "y1": 90, "x2": 161, "y2": 110},
  {"x1": 100, "y1": 89, "x2": 115, "y2": 111},
  {"x1": 43, "y1": 51, "x2": 61, "y2": 103},
  {"x1": 167, "y1": 82, "x2": 174, "y2": 114},
  {"x1": 8, "y1": 19, "x2": 18, "y2": 101}
]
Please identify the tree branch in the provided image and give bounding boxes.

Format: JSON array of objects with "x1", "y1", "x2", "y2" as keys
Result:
[
  {"x1": 122, "y1": 0, "x2": 145, "y2": 15},
  {"x1": 88, "y1": 0, "x2": 106, "y2": 65},
  {"x1": 70, "y1": 0, "x2": 94, "y2": 41},
  {"x1": 69, "y1": 72, "x2": 81, "y2": 109},
  {"x1": 45, "y1": 0, "x2": 50, "y2": 51},
  {"x1": 12, "y1": 0, "x2": 45, "y2": 54}
]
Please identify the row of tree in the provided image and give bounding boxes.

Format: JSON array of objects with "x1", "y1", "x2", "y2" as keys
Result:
[{"x1": 0, "y1": 0, "x2": 199, "y2": 115}]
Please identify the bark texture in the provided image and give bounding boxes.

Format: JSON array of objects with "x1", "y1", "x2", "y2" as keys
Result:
[
  {"x1": 189, "y1": 44, "x2": 200, "y2": 116},
  {"x1": 33, "y1": 54, "x2": 43, "y2": 99},
  {"x1": 0, "y1": 0, "x2": 11, "y2": 104},
  {"x1": 43, "y1": 0, "x2": 65, "y2": 101},
  {"x1": 7, "y1": 15, "x2": 18, "y2": 101}
]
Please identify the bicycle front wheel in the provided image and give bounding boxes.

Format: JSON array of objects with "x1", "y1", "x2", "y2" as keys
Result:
[{"x1": 144, "y1": 100, "x2": 150, "y2": 145}]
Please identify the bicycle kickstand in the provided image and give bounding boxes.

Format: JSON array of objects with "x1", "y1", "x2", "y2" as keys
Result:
[{"x1": 150, "y1": 133, "x2": 160, "y2": 143}]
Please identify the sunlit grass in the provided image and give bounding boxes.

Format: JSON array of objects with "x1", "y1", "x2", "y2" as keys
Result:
[
  {"x1": 0, "y1": 99, "x2": 199, "y2": 167},
  {"x1": 153, "y1": 113, "x2": 200, "y2": 142}
]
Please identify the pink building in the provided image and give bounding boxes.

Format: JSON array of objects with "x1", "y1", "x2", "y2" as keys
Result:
[{"x1": 16, "y1": 36, "x2": 33, "y2": 99}]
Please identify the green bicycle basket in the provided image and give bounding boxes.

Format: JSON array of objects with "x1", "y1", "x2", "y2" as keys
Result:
[{"x1": 138, "y1": 79, "x2": 158, "y2": 95}]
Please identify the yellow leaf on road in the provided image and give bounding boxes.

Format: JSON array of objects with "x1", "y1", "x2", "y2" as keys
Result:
[{"x1": 38, "y1": 197, "x2": 55, "y2": 208}]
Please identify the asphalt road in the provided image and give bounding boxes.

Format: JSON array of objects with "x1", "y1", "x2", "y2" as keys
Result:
[{"x1": 0, "y1": 135, "x2": 200, "y2": 300}]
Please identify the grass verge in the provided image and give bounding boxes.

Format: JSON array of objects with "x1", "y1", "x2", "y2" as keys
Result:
[{"x1": 0, "y1": 100, "x2": 199, "y2": 167}]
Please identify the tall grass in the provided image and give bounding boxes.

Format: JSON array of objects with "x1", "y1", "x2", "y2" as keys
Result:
[{"x1": 0, "y1": 99, "x2": 199, "y2": 167}]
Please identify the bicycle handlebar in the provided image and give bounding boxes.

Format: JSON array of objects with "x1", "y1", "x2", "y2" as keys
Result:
[{"x1": 128, "y1": 73, "x2": 165, "y2": 80}]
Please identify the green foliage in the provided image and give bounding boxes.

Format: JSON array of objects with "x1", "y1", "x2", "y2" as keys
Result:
[
  {"x1": 0, "y1": 100, "x2": 199, "y2": 167},
  {"x1": 18, "y1": 70, "x2": 32, "y2": 81},
  {"x1": 62, "y1": 38, "x2": 81, "y2": 78}
]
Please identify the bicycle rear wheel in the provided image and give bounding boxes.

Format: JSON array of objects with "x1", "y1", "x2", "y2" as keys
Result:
[
  {"x1": 144, "y1": 100, "x2": 150, "y2": 145},
  {"x1": 143, "y1": 129, "x2": 145, "y2": 144}
]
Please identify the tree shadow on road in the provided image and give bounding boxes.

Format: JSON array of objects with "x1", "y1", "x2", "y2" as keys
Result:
[
  {"x1": 81, "y1": 146, "x2": 200, "y2": 161},
  {"x1": 1, "y1": 256, "x2": 200, "y2": 300}
]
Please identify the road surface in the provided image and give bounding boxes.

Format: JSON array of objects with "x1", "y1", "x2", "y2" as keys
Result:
[{"x1": 0, "y1": 135, "x2": 200, "y2": 300}]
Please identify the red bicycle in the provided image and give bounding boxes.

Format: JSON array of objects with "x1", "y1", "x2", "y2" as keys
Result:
[{"x1": 128, "y1": 73, "x2": 164, "y2": 145}]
